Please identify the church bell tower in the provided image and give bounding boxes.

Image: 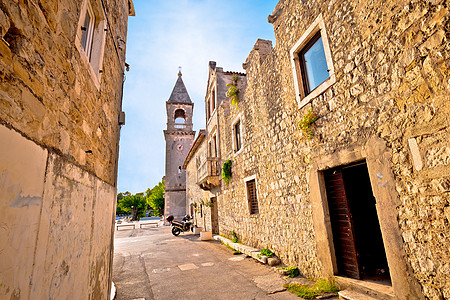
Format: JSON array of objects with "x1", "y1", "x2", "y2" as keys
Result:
[{"x1": 164, "y1": 70, "x2": 195, "y2": 221}]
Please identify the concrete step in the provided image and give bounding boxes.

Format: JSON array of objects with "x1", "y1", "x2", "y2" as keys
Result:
[{"x1": 339, "y1": 290, "x2": 378, "y2": 300}]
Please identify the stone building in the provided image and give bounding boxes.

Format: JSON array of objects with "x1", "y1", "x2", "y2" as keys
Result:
[
  {"x1": 183, "y1": 62, "x2": 246, "y2": 233},
  {"x1": 184, "y1": 0, "x2": 449, "y2": 299},
  {"x1": 164, "y1": 71, "x2": 195, "y2": 221},
  {"x1": 0, "y1": 0, "x2": 134, "y2": 299}
]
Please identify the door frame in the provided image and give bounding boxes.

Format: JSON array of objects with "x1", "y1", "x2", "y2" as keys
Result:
[{"x1": 309, "y1": 136, "x2": 422, "y2": 299}]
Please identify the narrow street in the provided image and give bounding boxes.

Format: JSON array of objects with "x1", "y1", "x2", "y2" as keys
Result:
[{"x1": 112, "y1": 226, "x2": 300, "y2": 300}]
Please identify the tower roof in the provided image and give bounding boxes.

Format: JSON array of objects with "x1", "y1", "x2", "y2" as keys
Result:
[{"x1": 167, "y1": 72, "x2": 192, "y2": 104}]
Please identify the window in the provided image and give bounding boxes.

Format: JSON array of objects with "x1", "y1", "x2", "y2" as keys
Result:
[
  {"x1": 290, "y1": 14, "x2": 335, "y2": 108},
  {"x1": 75, "y1": 0, "x2": 107, "y2": 88},
  {"x1": 211, "y1": 88, "x2": 216, "y2": 111},
  {"x1": 206, "y1": 98, "x2": 211, "y2": 120},
  {"x1": 299, "y1": 32, "x2": 329, "y2": 94},
  {"x1": 206, "y1": 88, "x2": 215, "y2": 122},
  {"x1": 81, "y1": 3, "x2": 95, "y2": 61},
  {"x1": 208, "y1": 134, "x2": 217, "y2": 157},
  {"x1": 234, "y1": 121, "x2": 241, "y2": 152},
  {"x1": 245, "y1": 177, "x2": 259, "y2": 214},
  {"x1": 213, "y1": 135, "x2": 217, "y2": 157},
  {"x1": 232, "y1": 115, "x2": 243, "y2": 155}
]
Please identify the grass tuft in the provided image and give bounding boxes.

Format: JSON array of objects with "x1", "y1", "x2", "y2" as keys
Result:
[
  {"x1": 259, "y1": 248, "x2": 274, "y2": 258},
  {"x1": 279, "y1": 266, "x2": 300, "y2": 278},
  {"x1": 284, "y1": 279, "x2": 339, "y2": 299}
]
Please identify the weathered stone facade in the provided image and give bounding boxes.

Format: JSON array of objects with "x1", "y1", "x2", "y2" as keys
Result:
[
  {"x1": 184, "y1": 62, "x2": 246, "y2": 234},
  {"x1": 184, "y1": 1, "x2": 449, "y2": 299},
  {"x1": 0, "y1": 0, "x2": 134, "y2": 299},
  {"x1": 184, "y1": 130, "x2": 209, "y2": 228}
]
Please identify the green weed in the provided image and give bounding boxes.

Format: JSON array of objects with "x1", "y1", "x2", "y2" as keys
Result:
[
  {"x1": 284, "y1": 279, "x2": 339, "y2": 299},
  {"x1": 231, "y1": 230, "x2": 238, "y2": 243},
  {"x1": 279, "y1": 267, "x2": 300, "y2": 278},
  {"x1": 259, "y1": 248, "x2": 274, "y2": 258}
]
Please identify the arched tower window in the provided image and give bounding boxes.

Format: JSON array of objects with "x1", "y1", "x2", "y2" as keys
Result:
[{"x1": 174, "y1": 109, "x2": 186, "y2": 128}]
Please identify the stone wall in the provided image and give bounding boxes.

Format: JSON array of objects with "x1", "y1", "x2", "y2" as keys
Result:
[
  {"x1": 0, "y1": 0, "x2": 131, "y2": 185},
  {"x1": 212, "y1": 0, "x2": 449, "y2": 299},
  {"x1": 0, "y1": 0, "x2": 132, "y2": 298},
  {"x1": 185, "y1": 132, "x2": 208, "y2": 228}
]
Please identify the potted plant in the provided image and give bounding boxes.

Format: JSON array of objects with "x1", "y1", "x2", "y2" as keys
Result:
[
  {"x1": 191, "y1": 202, "x2": 202, "y2": 235},
  {"x1": 199, "y1": 199, "x2": 214, "y2": 240}
]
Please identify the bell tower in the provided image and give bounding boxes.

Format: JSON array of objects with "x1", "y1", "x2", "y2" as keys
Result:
[{"x1": 164, "y1": 70, "x2": 195, "y2": 221}]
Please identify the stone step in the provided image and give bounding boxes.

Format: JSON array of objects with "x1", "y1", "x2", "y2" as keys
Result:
[
  {"x1": 335, "y1": 276, "x2": 395, "y2": 300},
  {"x1": 339, "y1": 290, "x2": 379, "y2": 300}
]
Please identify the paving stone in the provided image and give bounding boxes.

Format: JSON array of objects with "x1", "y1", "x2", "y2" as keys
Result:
[
  {"x1": 178, "y1": 263, "x2": 199, "y2": 271},
  {"x1": 253, "y1": 275, "x2": 287, "y2": 294}
]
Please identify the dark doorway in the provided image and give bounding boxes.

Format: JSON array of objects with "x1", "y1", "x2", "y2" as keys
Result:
[
  {"x1": 324, "y1": 161, "x2": 391, "y2": 284},
  {"x1": 210, "y1": 197, "x2": 219, "y2": 234}
]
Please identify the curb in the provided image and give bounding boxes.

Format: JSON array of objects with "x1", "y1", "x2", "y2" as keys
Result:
[{"x1": 213, "y1": 235, "x2": 281, "y2": 266}]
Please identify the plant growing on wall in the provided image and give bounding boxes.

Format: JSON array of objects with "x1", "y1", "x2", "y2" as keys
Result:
[
  {"x1": 226, "y1": 75, "x2": 240, "y2": 108},
  {"x1": 298, "y1": 109, "x2": 318, "y2": 138},
  {"x1": 221, "y1": 159, "x2": 232, "y2": 186}
]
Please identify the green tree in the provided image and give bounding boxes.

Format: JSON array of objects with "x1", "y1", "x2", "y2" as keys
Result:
[
  {"x1": 117, "y1": 194, "x2": 147, "y2": 221},
  {"x1": 145, "y1": 181, "x2": 165, "y2": 217},
  {"x1": 116, "y1": 192, "x2": 126, "y2": 215}
]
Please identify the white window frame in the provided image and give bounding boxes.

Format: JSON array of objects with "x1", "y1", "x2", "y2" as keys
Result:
[
  {"x1": 244, "y1": 175, "x2": 259, "y2": 215},
  {"x1": 206, "y1": 81, "x2": 217, "y2": 125},
  {"x1": 75, "y1": 0, "x2": 107, "y2": 89},
  {"x1": 231, "y1": 114, "x2": 243, "y2": 156},
  {"x1": 290, "y1": 13, "x2": 335, "y2": 108},
  {"x1": 82, "y1": 3, "x2": 95, "y2": 61}
]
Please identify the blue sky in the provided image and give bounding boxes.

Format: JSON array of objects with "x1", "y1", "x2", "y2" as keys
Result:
[{"x1": 118, "y1": 0, "x2": 279, "y2": 194}]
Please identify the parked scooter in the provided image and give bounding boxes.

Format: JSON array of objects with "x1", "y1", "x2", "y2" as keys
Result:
[{"x1": 166, "y1": 215, "x2": 194, "y2": 236}]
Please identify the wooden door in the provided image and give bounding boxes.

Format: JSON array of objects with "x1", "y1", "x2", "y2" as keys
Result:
[
  {"x1": 210, "y1": 197, "x2": 219, "y2": 234},
  {"x1": 324, "y1": 168, "x2": 360, "y2": 279}
]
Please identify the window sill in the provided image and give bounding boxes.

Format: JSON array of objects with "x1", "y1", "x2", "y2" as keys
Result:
[
  {"x1": 297, "y1": 72, "x2": 335, "y2": 109},
  {"x1": 233, "y1": 147, "x2": 243, "y2": 157}
]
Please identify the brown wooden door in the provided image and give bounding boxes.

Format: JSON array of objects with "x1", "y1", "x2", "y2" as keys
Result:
[
  {"x1": 324, "y1": 168, "x2": 360, "y2": 279},
  {"x1": 210, "y1": 197, "x2": 219, "y2": 234}
]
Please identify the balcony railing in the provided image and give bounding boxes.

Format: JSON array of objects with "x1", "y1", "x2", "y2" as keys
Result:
[
  {"x1": 197, "y1": 157, "x2": 220, "y2": 190},
  {"x1": 174, "y1": 124, "x2": 186, "y2": 129}
]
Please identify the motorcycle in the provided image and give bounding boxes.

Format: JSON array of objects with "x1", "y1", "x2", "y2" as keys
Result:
[{"x1": 166, "y1": 215, "x2": 195, "y2": 236}]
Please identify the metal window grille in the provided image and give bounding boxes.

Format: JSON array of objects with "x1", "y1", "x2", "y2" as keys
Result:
[
  {"x1": 234, "y1": 121, "x2": 241, "y2": 152},
  {"x1": 247, "y1": 179, "x2": 258, "y2": 214}
]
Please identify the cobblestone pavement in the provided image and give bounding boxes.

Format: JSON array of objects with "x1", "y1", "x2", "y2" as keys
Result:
[{"x1": 112, "y1": 226, "x2": 303, "y2": 300}]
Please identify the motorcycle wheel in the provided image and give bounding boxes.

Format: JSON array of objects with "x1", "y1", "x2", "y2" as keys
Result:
[{"x1": 172, "y1": 227, "x2": 181, "y2": 236}]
